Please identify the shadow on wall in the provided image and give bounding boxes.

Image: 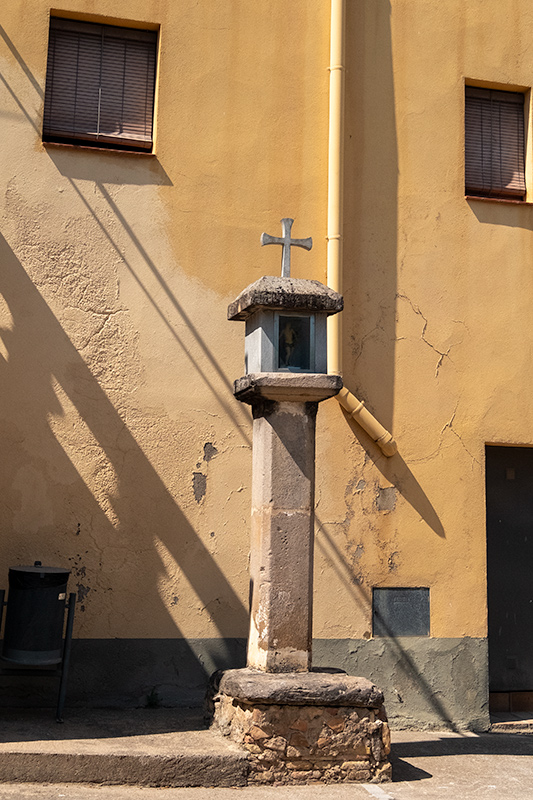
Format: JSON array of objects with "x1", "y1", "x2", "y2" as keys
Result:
[
  {"x1": 0, "y1": 24, "x2": 43, "y2": 100},
  {"x1": 0, "y1": 234, "x2": 249, "y2": 703},
  {"x1": 45, "y1": 148, "x2": 251, "y2": 444},
  {"x1": 343, "y1": 0, "x2": 397, "y2": 433},
  {"x1": 0, "y1": 11, "x2": 451, "y2": 718},
  {"x1": 342, "y1": 1, "x2": 444, "y2": 539},
  {"x1": 467, "y1": 198, "x2": 533, "y2": 230},
  {"x1": 315, "y1": 517, "x2": 456, "y2": 729},
  {"x1": 313, "y1": 0, "x2": 451, "y2": 727},
  {"x1": 46, "y1": 146, "x2": 173, "y2": 187},
  {"x1": 0, "y1": 24, "x2": 43, "y2": 135},
  {"x1": 0, "y1": 19, "x2": 253, "y2": 707},
  {"x1": 346, "y1": 424, "x2": 445, "y2": 539}
]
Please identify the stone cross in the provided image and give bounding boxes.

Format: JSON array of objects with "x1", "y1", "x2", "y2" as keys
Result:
[{"x1": 261, "y1": 218, "x2": 313, "y2": 278}]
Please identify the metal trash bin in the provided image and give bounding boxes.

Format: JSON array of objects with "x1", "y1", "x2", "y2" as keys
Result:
[{"x1": 2, "y1": 562, "x2": 71, "y2": 666}]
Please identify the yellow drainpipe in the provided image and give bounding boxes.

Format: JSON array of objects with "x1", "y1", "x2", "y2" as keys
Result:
[{"x1": 327, "y1": 0, "x2": 397, "y2": 457}]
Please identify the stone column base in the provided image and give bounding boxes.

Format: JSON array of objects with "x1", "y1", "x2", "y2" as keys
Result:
[{"x1": 209, "y1": 669, "x2": 391, "y2": 785}]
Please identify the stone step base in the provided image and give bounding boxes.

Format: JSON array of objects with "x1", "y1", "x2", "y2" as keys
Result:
[
  {"x1": 490, "y1": 711, "x2": 533, "y2": 734},
  {"x1": 0, "y1": 708, "x2": 249, "y2": 787},
  {"x1": 211, "y1": 670, "x2": 392, "y2": 785}
]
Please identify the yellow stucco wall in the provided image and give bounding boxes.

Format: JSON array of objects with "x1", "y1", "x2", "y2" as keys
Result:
[
  {"x1": 0, "y1": 0, "x2": 330, "y2": 643},
  {"x1": 1, "y1": 0, "x2": 532, "y2": 651},
  {"x1": 315, "y1": 0, "x2": 533, "y2": 642}
]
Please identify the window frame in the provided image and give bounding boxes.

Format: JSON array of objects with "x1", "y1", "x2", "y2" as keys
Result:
[
  {"x1": 42, "y1": 17, "x2": 158, "y2": 153},
  {"x1": 465, "y1": 85, "x2": 527, "y2": 201}
]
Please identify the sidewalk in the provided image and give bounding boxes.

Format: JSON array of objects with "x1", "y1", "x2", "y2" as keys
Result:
[
  {"x1": 0, "y1": 709, "x2": 531, "y2": 799},
  {"x1": 0, "y1": 708, "x2": 248, "y2": 787}
]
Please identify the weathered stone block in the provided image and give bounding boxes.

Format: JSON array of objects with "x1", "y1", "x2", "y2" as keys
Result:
[
  {"x1": 287, "y1": 760, "x2": 313, "y2": 770},
  {"x1": 210, "y1": 669, "x2": 391, "y2": 785},
  {"x1": 264, "y1": 736, "x2": 286, "y2": 752},
  {"x1": 289, "y1": 717, "x2": 308, "y2": 732},
  {"x1": 227, "y1": 276, "x2": 344, "y2": 322},
  {"x1": 325, "y1": 717, "x2": 345, "y2": 732},
  {"x1": 347, "y1": 769, "x2": 372, "y2": 781},
  {"x1": 289, "y1": 732, "x2": 310, "y2": 751},
  {"x1": 249, "y1": 725, "x2": 269, "y2": 740}
]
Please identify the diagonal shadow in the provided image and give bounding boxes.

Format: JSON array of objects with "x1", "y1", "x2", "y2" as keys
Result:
[
  {"x1": 468, "y1": 197, "x2": 533, "y2": 230},
  {"x1": 1, "y1": 27, "x2": 250, "y2": 445},
  {"x1": 0, "y1": 24, "x2": 43, "y2": 135},
  {"x1": 0, "y1": 24, "x2": 43, "y2": 98},
  {"x1": 315, "y1": 515, "x2": 456, "y2": 729},
  {"x1": 0, "y1": 72, "x2": 40, "y2": 133},
  {"x1": 44, "y1": 167, "x2": 251, "y2": 445},
  {"x1": 392, "y1": 733, "x2": 533, "y2": 758},
  {"x1": 0, "y1": 234, "x2": 249, "y2": 647},
  {"x1": 98, "y1": 182, "x2": 250, "y2": 436},
  {"x1": 390, "y1": 756, "x2": 432, "y2": 781},
  {"x1": 46, "y1": 145, "x2": 173, "y2": 186},
  {"x1": 343, "y1": 412, "x2": 445, "y2": 538}
]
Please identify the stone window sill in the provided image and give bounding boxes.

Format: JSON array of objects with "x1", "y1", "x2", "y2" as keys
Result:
[
  {"x1": 43, "y1": 141, "x2": 156, "y2": 157},
  {"x1": 465, "y1": 195, "x2": 533, "y2": 206}
]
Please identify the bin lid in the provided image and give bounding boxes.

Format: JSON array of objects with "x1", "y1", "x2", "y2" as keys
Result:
[{"x1": 9, "y1": 564, "x2": 70, "y2": 575}]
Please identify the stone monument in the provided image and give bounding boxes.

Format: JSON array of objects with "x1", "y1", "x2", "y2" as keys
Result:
[{"x1": 210, "y1": 219, "x2": 391, "y2": 785}]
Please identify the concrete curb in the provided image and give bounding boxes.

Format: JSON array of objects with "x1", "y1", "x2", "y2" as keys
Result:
[
  {"x1": 0, "y1": 709, "x2": 250, "y2": 787},
  {"x1": 0, "y1": 751, "x2": 249, "y2": 787}
]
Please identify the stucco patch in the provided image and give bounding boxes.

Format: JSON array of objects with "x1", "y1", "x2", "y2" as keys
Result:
[{"x1": 193, "y1": 472, "x2": 207, "y2": 503}]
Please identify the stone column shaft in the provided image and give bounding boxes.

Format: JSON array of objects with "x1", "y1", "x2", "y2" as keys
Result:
[
  {"x1": 247, "y1": 399, "x2": 317, "y2": 672},
  {"x1": 233, "y1": 372, "x2": 342, "y2": 673}
]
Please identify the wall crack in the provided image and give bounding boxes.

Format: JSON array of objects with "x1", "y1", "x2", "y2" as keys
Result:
[{"x1": 397, "y1": 293, "x2": 454, "y2": 377}]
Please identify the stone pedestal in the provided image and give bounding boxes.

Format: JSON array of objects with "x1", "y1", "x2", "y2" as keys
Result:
[{"x1": 210, "y1": 669, "x2": 391, "y2": 785}]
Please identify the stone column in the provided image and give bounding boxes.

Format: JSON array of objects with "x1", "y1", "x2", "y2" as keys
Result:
[{"x1": 234, "y1": 373, "x2": 342, "y2": 673}]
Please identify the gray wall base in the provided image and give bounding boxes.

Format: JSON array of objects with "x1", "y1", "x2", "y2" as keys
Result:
[
  {"x1": 0, "y1": 638, "x2": 247, "y2": 710},
  {"x1": 0, "y1": 636, "x2": 489, "y2": 730},
  {"x1": 313, "y1": 637, "x2": 489, "y2": 731}
]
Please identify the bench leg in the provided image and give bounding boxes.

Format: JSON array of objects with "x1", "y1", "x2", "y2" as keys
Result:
[{"x1": 56, "y1": 593, "x2": 76, "y2": 722}]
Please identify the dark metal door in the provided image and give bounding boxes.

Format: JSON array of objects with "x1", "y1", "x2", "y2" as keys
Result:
[{"x1": 486, "y1": 445, "x2": 533, "y2": 691}]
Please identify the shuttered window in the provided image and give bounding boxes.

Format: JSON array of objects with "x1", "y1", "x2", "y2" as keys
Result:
[
  {"x1": 465, "y1": 87, "x2": 526, "y2": 199},
  {"x1": 43, "y1": 18, "x2": 157, "y2": 152}
]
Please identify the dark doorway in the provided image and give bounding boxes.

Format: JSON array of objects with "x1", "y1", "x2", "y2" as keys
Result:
[{"x1": 486, "y1": 445, "x2": 533, "y2": 711}]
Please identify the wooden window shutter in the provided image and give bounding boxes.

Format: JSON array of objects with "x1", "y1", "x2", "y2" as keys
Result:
[
  {"x1": 465, "y1": 87, "x2": 526, "y2": 199},
  {"x1": 43, "y1": 18, "x2": 157, "y2": 151}
]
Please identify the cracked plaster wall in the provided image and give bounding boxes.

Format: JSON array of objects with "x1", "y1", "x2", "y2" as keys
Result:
[
  {"x1": 0, "y1": 0, "x2": 330, "y2": 653},
  {"x1": 313, "y1": 1, "x2": 533, "y2": 700},
  {"x1": 1, "y1": 0, "x2": 532, "y2": 723}
]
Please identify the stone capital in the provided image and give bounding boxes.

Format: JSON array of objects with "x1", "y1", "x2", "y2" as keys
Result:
[
  {"x1": 228, "y1": 276, "x2": 343, "y2": 321},
  {"x1": 234, "y1": 372, "x2": 342, "y2": 404}
]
